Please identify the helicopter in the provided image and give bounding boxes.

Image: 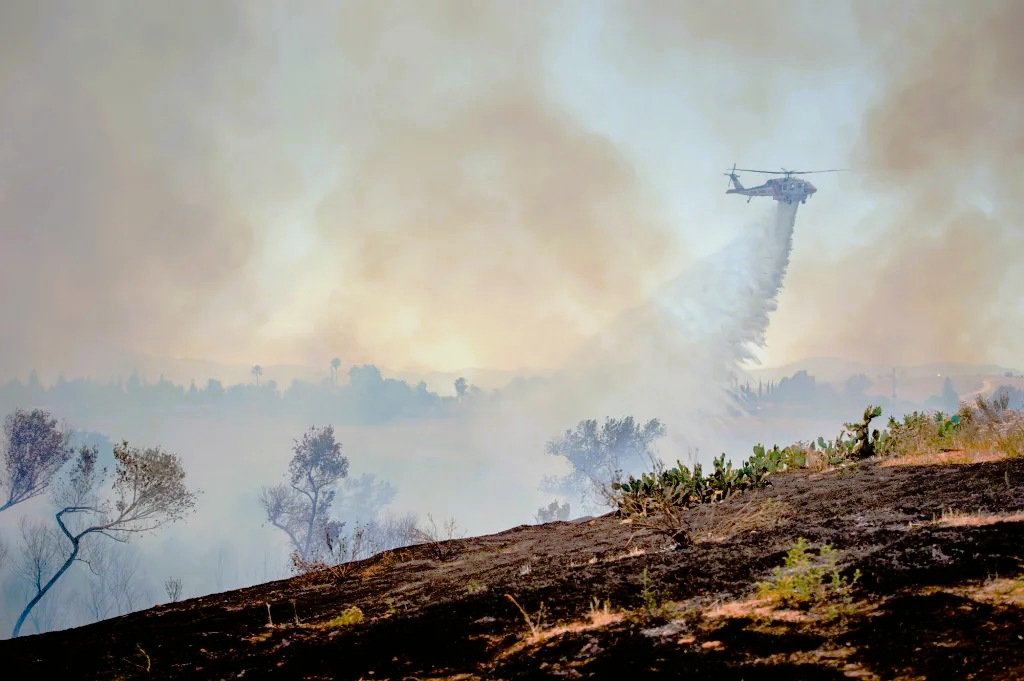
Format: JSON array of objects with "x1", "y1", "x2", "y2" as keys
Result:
[{"x1": 724, "y1": 164, "x2": 846, "y2": 204}]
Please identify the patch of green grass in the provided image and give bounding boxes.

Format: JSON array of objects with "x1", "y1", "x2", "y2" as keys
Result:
[{"x1": 323, "y1": 606, "x2": 364, "y2": 628}]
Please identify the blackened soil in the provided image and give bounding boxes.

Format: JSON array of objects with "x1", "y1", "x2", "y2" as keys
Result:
[{"x1": 3, "y1": 458, "x2": 1023, "y2": 680}]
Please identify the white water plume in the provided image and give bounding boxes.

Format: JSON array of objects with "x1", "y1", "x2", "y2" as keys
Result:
[{"x1": 555, "y1": 201, "x2": 800, "y2": 454}]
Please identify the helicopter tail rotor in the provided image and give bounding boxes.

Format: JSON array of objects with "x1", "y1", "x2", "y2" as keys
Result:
[{"x1": 724, "y1": 163, "x2": 738, "y2": 188}]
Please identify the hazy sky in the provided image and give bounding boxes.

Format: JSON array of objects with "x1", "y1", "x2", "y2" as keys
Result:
[{"x1": 1, "y1": 0, "x2": 1021, "y2": 378}]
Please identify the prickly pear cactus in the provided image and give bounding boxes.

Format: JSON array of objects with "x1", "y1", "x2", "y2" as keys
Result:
[{"x1": 844, "y1": 405, "x2": 883, "y2": 460}]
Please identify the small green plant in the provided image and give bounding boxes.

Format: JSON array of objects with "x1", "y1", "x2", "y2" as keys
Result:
[
  {"x1": 756, "y1": 537, "x2": 860, "y2": 610},
  {"x1": 937, "y1": 413, "x2": 962, "y2": 439},
  {"x1": 639, "y1": 567, "x2": 673, "y2": 619},
  {"x1": 324, "y1": 606, "x2": 364, "y2": 628}
]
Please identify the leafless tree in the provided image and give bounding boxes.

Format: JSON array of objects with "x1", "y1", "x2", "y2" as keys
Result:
[
  {"x1": 107, "y1": 546, "x2": 148, "y2": 614},
  {"x1": 408, "y1": 513, "x2": 465, "y2": 562},
  {"x1": 12, "y1": 517, "x2": 65, "y2": 634},
  {"x1": 0, "y1": 408, "x2": 75, "y2": 513},
  {"x1": 11, "y1": 440, "x2": 199, "y2": 637},
  {"x1": 77, "y1": 540, "x2": 114, "y2": 623},
  {"x1": 164, "y1": 577, "x2": 183, "y2": 603},
  {"x1": 207, "y1": 543, "x2": 237, "y2": 592},
  {"x1": 258, "y1": 425, "x2": 349, "y2": 562}
]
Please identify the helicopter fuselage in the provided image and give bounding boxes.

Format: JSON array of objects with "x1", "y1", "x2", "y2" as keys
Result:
[{"x1": 726, "y1": 175, "x2": 816, "y2": 204}]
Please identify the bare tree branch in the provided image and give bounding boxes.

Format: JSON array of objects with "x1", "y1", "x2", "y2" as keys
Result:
[{"x1": 11, "y1": 440, "x2": 199, "y2": 637}]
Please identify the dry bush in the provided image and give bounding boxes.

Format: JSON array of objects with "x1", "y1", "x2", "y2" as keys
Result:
[
  {"x1": 616, "y1": 490, "x2": 692, "y2": 548},
  {"x1": 289, "y1": 549, "x2": 352, "y2": 586},
  {"x1": 933, "y1": 508, "x2": 1024, "y2": 527},
  {"x1": 408, "y1": 513, "x2": 465, "y2": 562},
  {"x1": 618, "y1": 490, "x2": 789, "y2": 548},
  {"x1": 878, "y1": 392, "x2": 1024, "y2": 464},
  {"x1": 686, "y1": 494, "x2": 791, "y2": 544},
  {"x1": 954, "y1": 392, "x2": 1024, "y2": 459}
]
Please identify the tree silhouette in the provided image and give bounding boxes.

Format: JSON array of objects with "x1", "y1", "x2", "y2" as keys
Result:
[
  {"x1": 540, "y1": 416, "x2": 667, "y2": 514},
  {"x1": 258, "y1": 425, "x2": 349, "y2": 561},
  {"x1": 251, "y1": 365, "x2": 263, "y2": 387},
  {"x1": 1, "y1": 408, "x2": 75, "y2": 513},
  {"x1": 330, "y1": 358, "x2": 342, "y2": 386},
  {"x1": 454, "y1": 377, "x2": 468, "y2": 402},
  {"x1": 11, "y1": 441, "x2": 199, "y2": 637}
]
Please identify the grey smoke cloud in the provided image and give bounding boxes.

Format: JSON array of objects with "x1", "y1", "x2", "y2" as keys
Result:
[
  {"x1": 779, "y1": 1, "x2": 1024, "y2": 365},
  {"x1": 1, "y1": 0, "x2": 1020, "y2": 380}
]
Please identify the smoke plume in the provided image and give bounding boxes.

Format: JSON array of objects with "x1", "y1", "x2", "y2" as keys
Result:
[{"x1": 778, "y1": 1, "x2": 1024, "y2": 365}]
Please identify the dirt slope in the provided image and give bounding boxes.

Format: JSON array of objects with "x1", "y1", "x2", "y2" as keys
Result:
[{"x1": 3, "y1": 457, "x2": 1023, "y2": 680}]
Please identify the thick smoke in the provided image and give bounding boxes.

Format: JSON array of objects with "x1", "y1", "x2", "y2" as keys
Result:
[
  {"x1": 3, "y1": 1, "x2": 1016, "y2": 377},
  {"x1": 308, "y1": 2, "x2": 684, "y2": 371},
  {"x1": 777, "y1": 1, "x2": 1024, "y2": 365},
  {"x1": 0, "y1": 2, "x2": 273, "y2": 377},
  {"x1": 0, "y1": 1, "x2": 682, "y2": 378}
]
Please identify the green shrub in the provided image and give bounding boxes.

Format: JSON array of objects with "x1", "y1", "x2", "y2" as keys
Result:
[
  {"x1": 324, "y1": 606, "x2": 364, "y2": 628},
  {"x1": 756, "y1": 537, "x2": 860, "y2": 609}
]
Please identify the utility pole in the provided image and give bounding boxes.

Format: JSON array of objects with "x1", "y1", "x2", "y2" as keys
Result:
[{"x1": 891, "y1": 367, "x2": 897, "y2": 413}]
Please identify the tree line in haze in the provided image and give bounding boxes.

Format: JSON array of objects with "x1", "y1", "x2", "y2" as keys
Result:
[
  {"x1": 0, "y1": 365, "x2": 528, "y2": 428},
  {"x1": 1, "y1": 364, "x2": 1013, "y2": 435}
]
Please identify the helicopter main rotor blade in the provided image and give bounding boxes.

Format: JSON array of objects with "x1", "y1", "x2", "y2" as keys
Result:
[
  {"x1": 785, "y1": 169, "x2": 849, "y2": 174},
  {"x1": 730, "y1": 167, "x2": 849, "y2": 175}
]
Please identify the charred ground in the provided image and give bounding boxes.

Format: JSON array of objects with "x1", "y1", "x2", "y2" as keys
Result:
[{"x1": 2, "y1": 449, "x2": 1023, "y2": 680}]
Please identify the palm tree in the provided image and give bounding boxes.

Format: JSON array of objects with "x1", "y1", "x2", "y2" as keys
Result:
[
  {"x1": 330, "y1": 357, "x2": 341, "y2": 386},
  {"x1": 251, "y1": 365, "x2": 263, "y2": 387},
  {"x1": 454, "y1": 377, "x2": 468, "y2": 402}
]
